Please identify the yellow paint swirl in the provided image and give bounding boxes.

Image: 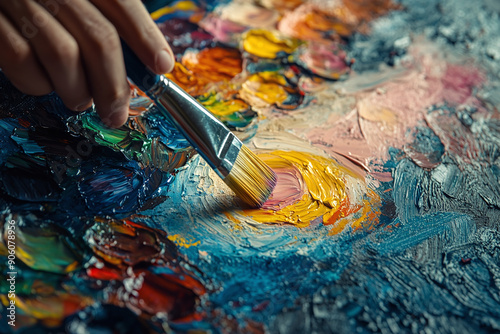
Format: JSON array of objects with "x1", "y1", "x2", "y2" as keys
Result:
[
  {"x1": 233, "y1": 151, "x2": 380, "y2": 231},
  {"x1": 242, "y1": 29, "x2": 301, "y2": 58}
]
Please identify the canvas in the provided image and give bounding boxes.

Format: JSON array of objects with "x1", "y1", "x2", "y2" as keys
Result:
[{"x1": 1, "y1": 0, "x2": 500, "y2": 333}]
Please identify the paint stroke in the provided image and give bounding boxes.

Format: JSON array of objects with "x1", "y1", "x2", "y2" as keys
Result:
[
  {"x1": 278, "y1": 0, "x2": 398, "y2": 42},
  {"x1": 218, "y1": 2, "x2": 280, "y2": 29},
  {"x1": 242, "y1": 29, "x2": 301, "y2": 59},
  {"x1": 231, "y1": 150, "x2": 380, "y2": 232},
  {"x1": 307, "y1": 42, "x2": 486, "y2": 175}
]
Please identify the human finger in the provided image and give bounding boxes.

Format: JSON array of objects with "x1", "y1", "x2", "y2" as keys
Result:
[
  {"x1": 90, "y1": 0, "x2": 175, "y2": 74},
  {"x1": 38, "y1": 0, "x2": 130, "y2": 127},
  {"x1": 0, "y1": 9, "x2": 53, "y2": 96},
  {"x1": 0, "y1": 0, "x2": 93, "y2": 111}
]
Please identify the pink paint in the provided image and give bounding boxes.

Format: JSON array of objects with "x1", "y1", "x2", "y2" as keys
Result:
[
  {"x1": 370, "y1": 171, "x2": 393, "y2": 182},
  {"x1": 278, "y1": 4, "x2": 314, "y2": 40},
  {"x1": 404, "y1": 150, "x2": 441, "y2": 169},
  {"x1": 441, "y1": 64, "x2": 485, "y2": 105},
  {"x1": 261, "y1": 164, "x2": 305, "y2": 210},
  {"x1": 218, "y1": 2, "x2": 280, "y2": 29},
  {"x1": 299, "y1": 42, "x2": 350, "y2": 79},
  {"x1": 199, "y1": 15, "x2": 247, "y2": 43},
  {"x1": 425, "y1": 107, "x2": 482, "y2": 165}
]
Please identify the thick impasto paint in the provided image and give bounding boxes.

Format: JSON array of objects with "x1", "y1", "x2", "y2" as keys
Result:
[{"x1": 1, "y1": 0, "x2": 500, "y2": 333}]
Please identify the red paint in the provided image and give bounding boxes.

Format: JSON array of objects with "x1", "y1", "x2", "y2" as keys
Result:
[
  {"x1": 252, "y1": 300, "x2": 270, "y2": 312},
  {"x1": 87, "y1": 266, "x2": 122, "y2": 280}
]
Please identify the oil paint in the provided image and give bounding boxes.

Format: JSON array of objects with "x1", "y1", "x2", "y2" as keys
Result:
[{"x1": 1, "y1": 0, "x2": 500, "y2": 333}]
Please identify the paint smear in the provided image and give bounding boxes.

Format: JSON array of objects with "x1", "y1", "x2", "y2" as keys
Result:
[
  {"x1": 85, "y1": 218, "x2": 206, "y2": 322},
  {"x1": 260, "y1": 0, "x2": 304, "y2": 12},
  {"x1": 150, "y1": 0, "x2": 201, "y2": 23},
  {"x1": 199, "y1": 14, "x2": 247, "y2": 44},
  {"x1": 182, "y1": 47, "x2": 243, "y2": 82},
  {"x1": 278, "y1": 0, "x2": 398, "y2": 42},
  {"x1": 218, "y1": 2, "x2": 280, "y2": 29},
  {"x1": 307, "y1": 42, "x2": 486, "y2": 171},
  {"x1": 197, "y1": 93, "x2": 256, "y2": 129},
  {"x1": 12, "y1": 289, "x2": 93, "y2": 327},
  {"x1": 165, "y1": 47, "x2": 242, "y2": 96},
  {"x1": 3, "y1": 225, "x2": 81, "y2": 274},
  {"x1": 295, "y1": 42, "x2": 350, "y2": 79},
  {"x1": 242, "y1": 29, "x2": 301, "y2": 59},
  {"x1": 240, "y1": 71, "x2": 303, "y2": 109},
  {"x1": 234, "y1": 150, "x2": 379, "y2": 230}
]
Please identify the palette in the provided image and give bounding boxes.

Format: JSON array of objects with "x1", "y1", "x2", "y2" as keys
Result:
[{"x1": 1, "y1": 0, "x2": 500, "y2": 332}]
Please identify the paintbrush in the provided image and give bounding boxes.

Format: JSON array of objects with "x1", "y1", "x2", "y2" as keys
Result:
[{"x1": 121, "y1": 42, "x2": 277, "y2": 208}]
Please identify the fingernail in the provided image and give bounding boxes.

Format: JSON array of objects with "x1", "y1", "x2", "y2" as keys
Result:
[
  {"x1": 155, "y1": 49, "x2": 174, "y2": 74},
  {"x1": 101, "y1": 101, "x2": 129, "y2": 128},
  {"x1": 102, "y1": 111, "x2": 128, "y2": 128}
]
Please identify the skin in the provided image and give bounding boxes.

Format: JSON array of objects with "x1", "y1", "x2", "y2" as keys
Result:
[{"x1": 0, "y1": 0, "x2": 175, "y2": 128}]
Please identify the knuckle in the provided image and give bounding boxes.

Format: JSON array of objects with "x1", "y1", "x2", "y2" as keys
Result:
[
  {"x1": 107, "y1": 86, "x2": 131, "y2": 106},
  {"x1": 97, "y1": 84, "x2": 130, "y2": 114},
  {"x1": 137, "y1": 21, "x2": 159, "y2": 45},
  {"x1": 46, "y1": 39, "x2": 79, "y2": 64}
]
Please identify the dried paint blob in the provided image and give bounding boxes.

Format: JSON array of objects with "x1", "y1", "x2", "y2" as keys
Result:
[
  {"x1": 240, "y1": 71, "x2": 303, "y2": 109},
  {"x1": 218, "y1": 2, "x2": 280, "y2": 29},
  {"x1": 151, "y1": 0, "x2": 201, "y2": 23},
  {"x1": 197, "y1": 93, "x2": 256, "y2": 129},
  {"x1": 84, "y1": 218, "x2": 206, "y2": 322},
  {"x1": 242, "y1": 29, "x2": 301, "y2": 59},
  {"x1": 295, "y1": 42, "x2": 350, "y2": 79},
  {"x1": 182, "y1": 47, "x2": 243, "y2": 82},
  {"x1": 278, "y1": 3, "x2": 353, "y2": 42},
  {"x1": 166, "y1": 47, "x2": 243, "y2": 96},
  {"x1": 278, "y1": 1, "x2": 397, "y2": 42},
  {"x1": 260, "y1": 0, "x2": 304, "y2": 12},
  {"x1": 1, "y1": 218, "x2": 82, "y2": 274},
  {"x1": 238, "y1": 151, "x2": 380, "y2": 231},
  {"x1": 12, "y1": 287, "x2": 93, "y2": 325},
  {"x1": 199, "y1": 14, "x2": 247, "y2": 44}
]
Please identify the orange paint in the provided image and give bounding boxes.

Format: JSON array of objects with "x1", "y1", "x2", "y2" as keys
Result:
[
  {"x1": 240, "y1": 71, "x2": 301, "y2": 109},
  {"x1": 165, "y1": 47, "x2": 243, "y2": 96},
  {"x1": 279, "y1": 0, "x2": 398, "y2": 43}
]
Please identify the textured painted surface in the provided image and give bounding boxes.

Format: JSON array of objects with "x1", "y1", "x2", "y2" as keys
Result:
[{"x1": 1, "y1": 0, "x2": 500, "y2": 333}]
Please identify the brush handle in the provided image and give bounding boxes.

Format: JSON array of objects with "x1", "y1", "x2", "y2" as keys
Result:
[{"x1": 121, "y1": 41, "x2": 242, "y2": 178}]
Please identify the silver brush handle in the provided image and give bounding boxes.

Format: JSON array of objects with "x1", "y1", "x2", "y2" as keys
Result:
[{"x1": 147, "y1": 76, "x2": 242, "y2": 178}]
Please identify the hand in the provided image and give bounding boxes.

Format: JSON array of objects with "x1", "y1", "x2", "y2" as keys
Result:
[{"x1": 0, "y1": 0, "x2": 174, "y2": 127}]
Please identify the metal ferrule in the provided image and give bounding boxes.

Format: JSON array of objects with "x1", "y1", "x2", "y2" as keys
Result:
[{"x1": 146, "y1": 76, "x2": 242, "y2": 178}]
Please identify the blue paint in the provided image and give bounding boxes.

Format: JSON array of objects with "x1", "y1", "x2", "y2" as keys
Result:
[
  {"x1": 78, "y1": 163, "x2": 167, "y2": 215},
  {"x1": 0, "y1": 118, "x2": 21, "y2": 165},
  {"x1": 372, "y1": 212, "x2": 474, "y2": 255},
  {"x1": 144, "y1": 108, "x2": 191, "y2": 150}
]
